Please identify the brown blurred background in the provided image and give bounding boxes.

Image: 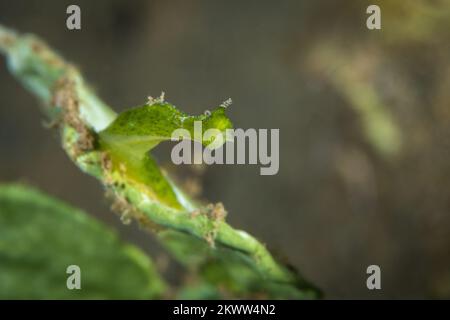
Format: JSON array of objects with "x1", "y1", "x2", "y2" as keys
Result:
[{"x1": 1, "y1": 0, "x2": 449, "y2": 298}]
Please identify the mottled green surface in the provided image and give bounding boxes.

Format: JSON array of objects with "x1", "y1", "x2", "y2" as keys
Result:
[
  {"x1": 0, "y1": 184, "x2": 166, "y2": 299},
  {"x1": 160, "y1": 230, "x2": 320, "y2": 299}
]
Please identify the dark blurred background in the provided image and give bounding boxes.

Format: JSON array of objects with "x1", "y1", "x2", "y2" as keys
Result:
[{"x1": 1, "y1": 0, "x2": 449, "y2": 298}]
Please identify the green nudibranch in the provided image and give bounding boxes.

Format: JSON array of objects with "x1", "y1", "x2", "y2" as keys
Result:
[{"x1": 99, "y1": 100, "x2": 233, "y2": 210}]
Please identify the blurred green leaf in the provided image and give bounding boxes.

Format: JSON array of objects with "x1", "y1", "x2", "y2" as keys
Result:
[{"x1": 0, "y1": 184, "x2": 166, "y2": 299}]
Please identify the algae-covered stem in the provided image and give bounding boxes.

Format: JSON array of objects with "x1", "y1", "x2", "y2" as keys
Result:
[{"x1": 0, "y1": 24, "x2": 320, "y2": 299}]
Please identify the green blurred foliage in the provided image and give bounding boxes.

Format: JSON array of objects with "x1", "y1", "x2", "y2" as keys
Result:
[
  {"x1": 0, "y1": 184, "x2": 166, "y2": 299},
  {"x1": 160, "y1": 230, "x2": 319, "y2": 299}
]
